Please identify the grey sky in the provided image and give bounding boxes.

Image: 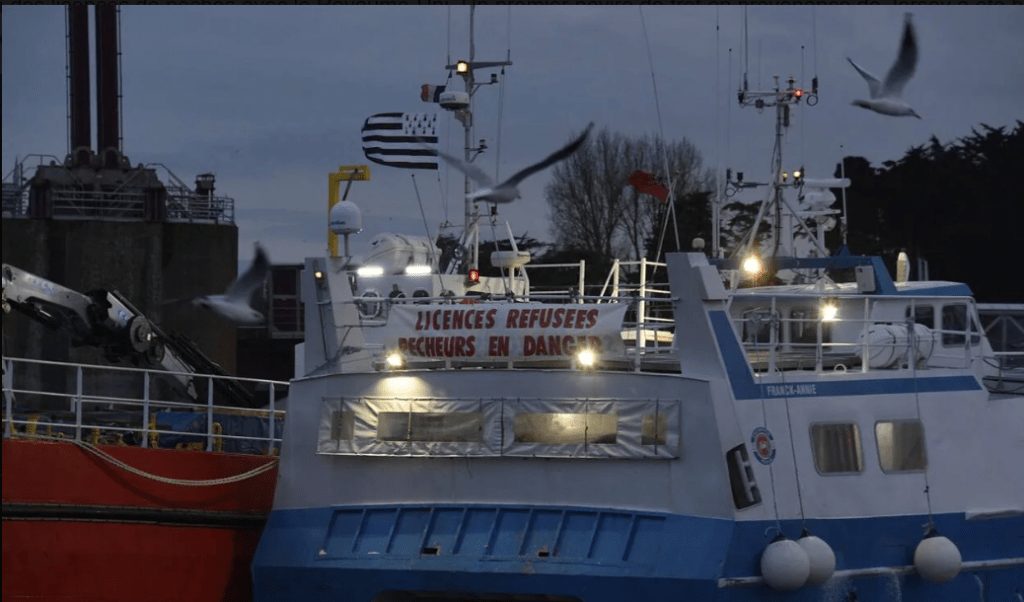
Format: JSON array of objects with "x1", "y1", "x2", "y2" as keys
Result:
[{"x1": 4, "y1": 6, "x2": 1023, "y2": 267}]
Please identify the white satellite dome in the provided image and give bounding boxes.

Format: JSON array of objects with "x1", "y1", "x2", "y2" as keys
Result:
[{"x1": 329, "y1": 201, "x2": 363, "y2": 235}]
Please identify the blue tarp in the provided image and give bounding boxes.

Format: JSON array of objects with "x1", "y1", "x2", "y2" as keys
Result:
[{"x1": 154, "y1": 411, "x2": 285, "y2": 455}]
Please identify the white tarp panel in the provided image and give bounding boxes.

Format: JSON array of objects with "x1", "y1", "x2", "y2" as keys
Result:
[
  {"x1": 383, "y1": 303, "x2": 628, "y2": 362},
  {"x1": 319, "y1": 397, "x2": 680, "y2": 460},
  {"x1": 319, "y1": 397, "x2": 502, "y2": 457}
]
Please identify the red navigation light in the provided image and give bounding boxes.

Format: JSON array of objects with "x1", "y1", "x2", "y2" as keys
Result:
[
  {"x1": 467, "y1": 269, "x2": 480, "y2": 283},
  {"x1": 794, "y1": 89, "x2": 804, "y2": 98}
]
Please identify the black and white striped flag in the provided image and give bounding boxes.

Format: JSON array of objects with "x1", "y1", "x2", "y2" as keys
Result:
[{"x1": 360, "y1": 112, "x2": 438, "y2": 170}]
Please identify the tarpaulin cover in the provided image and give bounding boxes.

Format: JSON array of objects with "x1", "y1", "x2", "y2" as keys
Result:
[{"x1": 318, "y1": 397, "x2": 679, "y2": 460}]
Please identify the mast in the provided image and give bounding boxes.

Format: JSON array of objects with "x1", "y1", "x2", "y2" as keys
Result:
[{"x1": 444, "y1": 6, "x2": 512, "y2": 274}]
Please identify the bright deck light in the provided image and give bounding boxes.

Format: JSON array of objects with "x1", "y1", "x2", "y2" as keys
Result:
[
  {"x1": 357, "y1": 266, "x2": 384, "y2": 278},
  {"x1": 576, "y1": 349, "x2": 596, "y2": 368},
  {"x1": 385, "y1": 352, "x2": 405, "y2": 368},
  {"x1": 404, "y1": 265, "x2": 431, "y2": 276},
  {"x1": 821, "y1": 303, "x2": 839, "y2": 322},
  {"x1": 742, "y1": 255, "x2": 763, "y2": 276},
  {"x1": 456, "y1": 60, "x2": 469, "y2": 74}
]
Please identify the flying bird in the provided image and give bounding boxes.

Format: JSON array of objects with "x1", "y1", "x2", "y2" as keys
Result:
[
  {"x1": 190, "y1": 243, "x2": 270, "y2": 324},
  {"x1": 847, "y1": 12, "x2": 921, "y2": 119},
  {"x1": 427, "y1": 122, "x2": 594, "y2": 204}
]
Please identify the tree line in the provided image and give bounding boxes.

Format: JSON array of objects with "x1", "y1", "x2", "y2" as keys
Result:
[{"x1": 467, "y1": 121, "x2": 1020, "y2": 303}]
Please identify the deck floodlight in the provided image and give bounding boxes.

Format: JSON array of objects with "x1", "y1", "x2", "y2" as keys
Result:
[
  {"x1": 404, "y1": 265, "x2": 432, "y2": 276},
  {"x1": 743, "y1": 254, "x2": 763, "y2": 276},
  {"x1": 821, "y1": 300, "x2": 839, "y2": 322},
  {"x1": 456, "y1": 60, "x2": 469, "y2": 74},
  {"x1": 576, "y1": 348, "x2": 597, "y2": 370},
  {"x1": 357, "y1": 266, "x2": 384, "y2": 278},
  {"x1": 386, "y1": 351, "x2": 406, "y2": 369}
]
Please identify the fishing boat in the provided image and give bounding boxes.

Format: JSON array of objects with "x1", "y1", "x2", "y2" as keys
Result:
[
  {"x1": 251, "y1": 10, "x2": 1023, "y2": 602},
  {"x1": 2, "y1": 8, "x2": 288, "y2": 601},
  {"x1": 2, "y1": 264, "x2": 287, "y2": 602}
]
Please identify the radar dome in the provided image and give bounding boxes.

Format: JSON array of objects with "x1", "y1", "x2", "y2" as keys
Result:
[{"x1": 330, "y1": 201, "x2": 363, "y2": 235}]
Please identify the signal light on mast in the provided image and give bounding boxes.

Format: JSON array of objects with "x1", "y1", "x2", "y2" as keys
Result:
[
  {"x1": 467, "y1": 269, "x2": 480, "y2": 283},
  {"x1": 794, "y1": 89, "x2": 804, "y2": 98}
]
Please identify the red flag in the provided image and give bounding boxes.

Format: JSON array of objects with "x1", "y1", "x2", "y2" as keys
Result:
[{"x1": 627, "y1": 170, "x2": 669, "y2": 202}]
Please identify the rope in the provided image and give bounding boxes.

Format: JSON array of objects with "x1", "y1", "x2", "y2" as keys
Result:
[
  {"x1": 780, "y1": 369, "x2": 807, "y2": 528},
  {"x1": 812, "y1": 6, "x2": 819, "y2": 81},
  {"x1": 493, "y1": 6, "x2": 510, "y2": 183},
  {"x1": 715, "y1": 8, "x2": 722, "y2": 257},
  {"x1": 638, "y1": 6, "x2": 680, "y2": 263},
  {"x1": 760, "y1": 381, "x2": 783, "y2": 536},
  {"x1": 908, "y1": 315, "x2": 935, "y2": 529},
  {"x1": 12, "y1": 433, "x2": 278, "y2": 487},
  {"x1": 411, "y1": 173, "x2": 445, "y2": 293}
]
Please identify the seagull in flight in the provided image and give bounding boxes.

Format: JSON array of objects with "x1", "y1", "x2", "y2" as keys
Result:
[
  {"x1": 190, "y1": 243, "x2": 270, "y2": 324},
  {"x1": 428, "y1": 122, "x2": 594, "y2": 204},
  {"x1": 848, "y1": 12, "x2": 921, "y2": 119}
]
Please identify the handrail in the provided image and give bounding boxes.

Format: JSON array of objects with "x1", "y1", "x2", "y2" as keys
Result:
[
  {"x1": 3, "y1": 356, "x2": 287, "y2": 455},
  {"x1": 728, "y1": 292, "x2": 986, "y2": 375}
]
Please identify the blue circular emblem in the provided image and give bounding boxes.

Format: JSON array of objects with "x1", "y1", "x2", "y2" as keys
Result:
[{"x1": 751, "y1": 426, "x2": 776, "y2": 465}]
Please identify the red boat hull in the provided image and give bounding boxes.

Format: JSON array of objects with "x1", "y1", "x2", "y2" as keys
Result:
[{"x1": 2, "y1": 438, "x2": 278, "y2": 602}]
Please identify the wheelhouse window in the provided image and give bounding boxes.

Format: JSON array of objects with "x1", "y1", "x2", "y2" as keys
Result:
[
  {"x1": 810, "y1": 423, "x2": 863, "y2": 475},
  {"x1": 907, "y1": 304, "x2": 935, "y2": 329},
  {"x1": 941, "y1": 304, "x2": 980, "y2": 347},
  {"x1": 790, "y1": 307, "x2": 833, "y2": 346},
  {"x1": 875, "y1": 420, "x2": 927, "y2": 472}
]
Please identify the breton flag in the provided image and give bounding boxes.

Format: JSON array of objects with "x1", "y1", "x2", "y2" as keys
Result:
[
  {"x1": 626, "y1": 170, "x2": 670, "y2": 203},
  {"x1": 361, "y1": 112, "x2": 439, "y2": 170}
]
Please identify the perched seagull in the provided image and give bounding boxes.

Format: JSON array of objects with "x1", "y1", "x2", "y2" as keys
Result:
[
  {"x1": 190, "y1": 243, "x2": 269, "y2": 324},
  {"x1": 848, "y1": 12, "x2": 921, "y2": 119},
  {"x1": 427, "y1": 122, "x2": 594, "y2": 204}
]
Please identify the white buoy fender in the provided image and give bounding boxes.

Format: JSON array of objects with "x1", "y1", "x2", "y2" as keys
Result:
[
  {"x1": 913, "y1": 530, "x2": 962, "y2": 583},
  {"x1": 798, "y1": 531, "x2": 836, "y2": 586},
  {"x1": 761, "y1": 536, "x2": 811, "y2": 592}
]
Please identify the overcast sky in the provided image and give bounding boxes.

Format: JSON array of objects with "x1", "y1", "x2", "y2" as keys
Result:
[{"x1": 4, "y1": 6, "x2": 1023, "y2": 268}]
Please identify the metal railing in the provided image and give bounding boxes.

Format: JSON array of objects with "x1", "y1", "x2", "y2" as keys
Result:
[
  {"x1": 342, "y1": 257, "x2": 679, "y2": 373},
  {"x1": 1, "y1": 155, "x2": 234, "y2": 224},
  {"x1": 3, "y1": 356, "x2": 287, "y2": 455},
  {"x1": 729, "y1": 294, "x2": 984, "y2": 375}
]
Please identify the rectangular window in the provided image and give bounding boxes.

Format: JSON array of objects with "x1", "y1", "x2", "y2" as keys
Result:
[
  {"x1": 942, "y1": 304, "x2": 980, "y2": 347},
  {"x1": 726, "y1": 444, "x2": 762, "y2": 509},
  {"x1": 876, "y1": 420, "x2": 927, "y2": 472},
  {"x1": 907, "y1": 304, "x2": 935, "y2": 329},
  {"x1": 331, "y1": 410, "x2": 354, "y2": 441},
  {"x1": 377, "y1": 412, "x2": 484, "y2": 443},
  {"x1": 789, "y1": 308, "x2": 832, "y2": 346},
  {"x1": 810, "y1": 423, "x2": 863, "y2": 474},
  {"x1": 513, "y1": 412, "x2": 617, "y2": 445},
  {"x1": 642, "y1": 414, "x2": 667, "y2": 446}
]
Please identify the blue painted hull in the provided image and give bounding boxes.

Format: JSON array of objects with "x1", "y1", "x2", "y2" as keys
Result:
[{"x1": 252, "y1": 504, "x2": 1024, "y2": 601}]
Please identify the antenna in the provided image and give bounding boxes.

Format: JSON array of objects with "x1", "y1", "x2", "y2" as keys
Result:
[
  {"x1": 444, "y1": 6, "x2": 512, "y2": 275},
  {"x1": 839, "y1": 144, "x2": 849, "y2": 248},
  {"x1": 724, "y1": 69, "x2": 833, "y2": 284}
]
